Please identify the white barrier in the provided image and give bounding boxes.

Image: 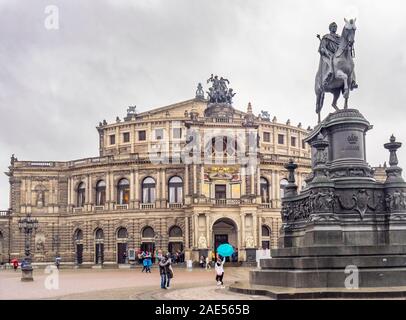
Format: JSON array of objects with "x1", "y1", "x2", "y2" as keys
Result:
[{"x1": 256, "y1": 249, "x2": 271, "y2": 268}]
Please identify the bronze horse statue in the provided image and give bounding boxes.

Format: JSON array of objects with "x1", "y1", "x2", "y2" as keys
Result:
[{"x1": 315, "y1": 18, "x2": 357, "y2": 123}]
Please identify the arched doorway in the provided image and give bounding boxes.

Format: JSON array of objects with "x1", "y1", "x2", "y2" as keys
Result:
[
  {"x1": 168, "y1": 226, "x2": 183, "y2": 254},
  {"x1": 116, "y1": 227, "x2": 128, "y2": 264},
  {"x1": 212, "y1": 218, "x2": 238, "y2": 262},
  {"x1": 94, "y1": 228, "x2": 104, "y2": 264},
  {"x1": 74, "y1": 229, "x2": 83, "y2": 264},
  {"x1": 141, "y1": 226, "x2": 155, "y2": 253}
]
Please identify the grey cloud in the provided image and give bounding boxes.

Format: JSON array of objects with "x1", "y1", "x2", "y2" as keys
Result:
[{"x1": 1, "y1": 0, "x2": 406, "y2": 208}]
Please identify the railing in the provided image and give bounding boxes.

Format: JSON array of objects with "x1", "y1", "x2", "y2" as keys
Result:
[
  {"x1": 115, "y1": 204, "x2": 129, "y2": 210},
  {"x1": 94, "y1": 205, "x2": 105, "y2": 212},
  {"x1": 0, "y1": 210, "x2": 10, "y2": 216},
  {"x1": 28, "y1": 161, "x2": 55, "y2": 167},
  {"x1": 212, "y1": 199, "x2": 241, "y2": 206},
  {"x1": 214, "y1": 117, "x2": 230, "y2": 123},
  {"x1": 73, "y1": 207, "x2": 83, "y2": 213},
  {"x1": 260, "y1": 203, "x2": 272, "y2": 209},
  {"x1": 140, "y1": 203, "x2": 155, "y2": 210},
  {"x1": 167, "y1": 203, "x2": 183, "y2": 209}
]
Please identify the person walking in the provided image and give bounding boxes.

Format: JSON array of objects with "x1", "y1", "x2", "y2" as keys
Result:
[
  {"x1": 159, "y1": 256, "x2": 169, "y2": 289},
  {"x1": 12, "y1": 259, "x2": 18, "y2": 271},
  {"x1": 146, "y1": 253, "x2": 152, "y2": 273},
  {"x1": 165, "y1": 253, "x2": 173, "y2": 289},
  {"x1": 142, "y1": 251, "x2": 148, "y2": 272},
  {"x1": 215, "y1": 257, "x2": 226, "y2": 288},
  {"x1": 205, "y1": 255, "x2": 211, "y2": 270}
]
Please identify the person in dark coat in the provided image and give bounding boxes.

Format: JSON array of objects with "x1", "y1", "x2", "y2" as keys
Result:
[
  {"x1": 165, "y1": 253, "x2": 173, "y2": 288},
  {"x1": 159, "y1": 256, "x2": 169, "y2": 289}
]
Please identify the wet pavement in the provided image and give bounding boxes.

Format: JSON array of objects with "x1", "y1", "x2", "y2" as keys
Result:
[{"x1": 0, "y1": 266, "x2": 270, "y2": 300}]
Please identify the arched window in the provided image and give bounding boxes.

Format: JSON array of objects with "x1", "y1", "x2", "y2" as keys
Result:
[
  {"x1": 77, "y1": 182, "x2": 86, "y2": 207},
  {"x1": 168, "y1": 176, "x2": 183, "y2": 203},
  {"x1": 262, "y1": 225, "x2": 270, "y2": 237},
  {"x1": 117, "y1": 178, "x2": 130, "y2": 205},
  {"x1": 169, "y1": 226, "x2": 183, "y2": 237},
  {"x1": 261, "y1": 225, "x2": 271, "y2": 249},
  {"x1": 96, "y1": 180, "x2": 106, "y2": 206},
  {"x1": 260, "y1": 177, "x2": 270, "y2": 203},
  {"x1": 117, "y1": 227, "x2": 128, "y2": 239},
  {"x1": 280, "y1": 178, "x2": 288, "y2": 198},
  {"x1": 142, "y1": 226, "x2": 154, "y2": 238},
  {"x1": 74, "y1": 229, "x2": 83, "y2": 241},
  {"x1": 210, "y1": 136, "x2": 237, "y2": 157},
  {"x1": 142, "y1": 177, "x2": 156, "y2": 203},
  {"x1": 95, "y1": 228, "x2": 104, "y2": 240}
]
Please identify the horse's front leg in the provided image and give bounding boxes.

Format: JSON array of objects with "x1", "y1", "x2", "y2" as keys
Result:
[
  {"x1": 335, "y1": 70, "x2": 349, "y2": 109},
  {"x1": 332, "y1": 89, "x2": 340, "y2": 111}
]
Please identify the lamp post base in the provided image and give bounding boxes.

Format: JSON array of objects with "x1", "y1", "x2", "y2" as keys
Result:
[{"x1": 21, "y1": 267, "x2": 34, "y2": 282}]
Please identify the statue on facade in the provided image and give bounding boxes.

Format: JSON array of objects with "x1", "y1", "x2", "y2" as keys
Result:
[
  {"x1": 195, "y1": 83, "x2": 205, "y2": 99},
  {"x1": 260, "y1": 111, "x2": 270, "y2": 121},
  {"x1": 206, "y1": 74, "x2": 235, "y2": 104},
  {"x1": 35, "y1": 234, "x2": 46, "y2": 255},
  {"x1": 36, "y1": 190, "x2": 44, "y2": 208},
  {"x1": 198, "y1": 234, "x2": 207, "y2": 248},
  {"x1": 10, "y1": 154, "x2": 17, "y2": 166},
  {"x1": 245, "y1": 235, "x2": 254, "y2": 248},
  {"x1": 315, "y1": 19, "x2": 358, "y2": 123}
]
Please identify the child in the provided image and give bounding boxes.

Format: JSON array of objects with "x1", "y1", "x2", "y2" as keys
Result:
[{"x1": 215, "y1": 257, "x2": 225, "y2": 288}]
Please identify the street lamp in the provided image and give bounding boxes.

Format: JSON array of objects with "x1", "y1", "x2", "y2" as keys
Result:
[{"x1": 18, "y1": 213, "x2": 39, "y2": 281}]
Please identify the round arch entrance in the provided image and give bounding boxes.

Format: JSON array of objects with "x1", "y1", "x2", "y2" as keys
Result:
[{"x1": 212, "y1": 218, "x2": 238, "y2": 262}]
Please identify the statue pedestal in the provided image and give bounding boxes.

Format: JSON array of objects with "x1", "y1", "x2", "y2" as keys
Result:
[
  {"x1": 230, "y1": 109, "x2": 406, "y2": 297},
  {"x1": 21, "y1": 266, "x2": 34, "y2": 282}
]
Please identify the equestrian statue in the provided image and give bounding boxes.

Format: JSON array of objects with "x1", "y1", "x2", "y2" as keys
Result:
[{"x1": 315, "y1": 18, "x2": 358, "y2": 123}]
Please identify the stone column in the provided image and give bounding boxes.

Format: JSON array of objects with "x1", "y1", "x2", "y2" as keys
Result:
[
  {"x1": 250, "y1": 166, "x2": 255, "y2": 195},
  {"x1": 134, "y1": 170, "x2": 139, "y2": 208},
  {"x1": 257, "y1": 166, "x2": 261, "y2": 203},
  {"x1": 70, "y1": 177, "x2": 76, "y2": 211},
  {"x1": 110, "y1": 171, "x2": 115, "y2": 210},
  {"x1": 105, "y1": 172, "x2": 110, "y2": 204},
  {"x1": 161, "y1": 169, "x2": 166, "y2": 208},
  {"x1": 193, "y1": 165, "x2": 197, "y2": 195},
  {"x1": 130, "y1": 124, "x2": 135, "y2": 154},
  {"x1": 88, "y1": 174, "x2": 93, "y2": 211},
  {"x1": 275, "y1": 171, "x2": 280, "y2": 208},
  {"x1": 156, "y1": 170, "x2": 161, "y2": 208},
  {"x1": 193, "y1": 213, "x2": 198, "y2": 248},
  {"x1": 241, "y1": 166, "x2": 246, "y2": 196},
  {"x1": 205, "y1": 213, "x2": 210, "y2": 248},
  {"x1": 185, "y1": 164, "x2": 189, "y2": 195},
  {"x1": 67, "y1": 177, "x2": 71, "y2": 211},
  {"x1": 240, "y1": 212, "x2": 245, "y2": 249},
  {"x1": 130, "y1": 170, "x2": 135, "y2": 209},
  {"x1": 185, "y1": 216, "x2": 189, "y2": 249},
  {"x1": 273, "y1": 126, "x2": 278, "y2": 154},
  {"x1": 253, "y1": 213, "x2": 258, "y2": 248},
  {"x1": 200, "y1": 166, "x2": 204, "y2": 196}
]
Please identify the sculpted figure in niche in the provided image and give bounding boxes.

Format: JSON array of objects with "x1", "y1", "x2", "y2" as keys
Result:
[
  {"x1": 245, "y1": 234, "x2": 254, "y2": 248},
  {"x1": 198, "y1": 234, "x2": 207, "y2": 249},
  {"x1": 36, "y1": 191, "x2": 44, "y2": 208}
]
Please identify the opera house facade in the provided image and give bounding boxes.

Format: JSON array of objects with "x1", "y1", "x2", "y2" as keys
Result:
[{"x1": 0, "y1": 79, "x2": 312, "y2": 265}]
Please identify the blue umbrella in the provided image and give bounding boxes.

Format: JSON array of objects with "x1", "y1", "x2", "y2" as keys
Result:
[{"x1": 216, "y1": 243, "x2": 234, "y2": 257}]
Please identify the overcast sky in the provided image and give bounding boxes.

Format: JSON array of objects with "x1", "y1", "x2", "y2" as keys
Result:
[{"x1": 1, "y1": 0, "x2": 406, "y2": 209}]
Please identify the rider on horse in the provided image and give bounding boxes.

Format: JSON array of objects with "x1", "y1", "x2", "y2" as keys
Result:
[{"x1": 318, "y1": 22, "x2": 358, "y2": 90}]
